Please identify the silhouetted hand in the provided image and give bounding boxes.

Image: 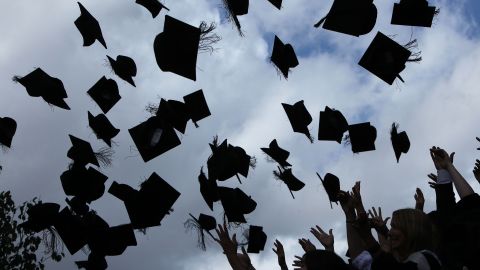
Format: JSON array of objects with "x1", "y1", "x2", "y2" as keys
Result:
[
  {"x1": 414, "y1": 188, "x2": 425, "y2": 211},
  {"x1": 368, "y1": 207, "x2": 390, "y2": 236},
  {"x1": 338, "y1": 191, "x2": 354, "y2": 213},
  {"x1": 351, "y1": 181, "x2": 366, "y2": 213},
  {"x1": 292, "y1": 255, "x2": 304, "y2": 270},
  {"x1": 237, "y1": 246, "x2": 255, "y2": 270},
  {"x1": 473, "y1": 159, "x2": 480, "y2": 183},
  {"x1": 214, "y1": 221, "x2": 238, "y2": 255},
  {"x1": 427, "y1": 173, "x2": 438, "y2": 189},
  {"x1": 273, "y1": 239, "x2": 288, "y2": 270},
  {"x1": 299, "y1": 238, "x2": 316, "y2": 253},
  {"x1": 430, "y1": 146, "x2": 454, "y2": 170},
  {"x1": 310, "y1": 226, "x2": 334, "y2": 251}
]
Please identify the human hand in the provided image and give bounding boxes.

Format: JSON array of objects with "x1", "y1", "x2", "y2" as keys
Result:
[
  {"x1": 298, "y1": 238, "x2": 316, "y2": 253},
  {"x1": 292, "y1": 255, "x2": 304, "y2": 270},
  {"x1": 414, "y1": 188, "x2": 425, "y2": 211},
  {"x1": 338, "y1": 191, "x2": 355, "y2": 215},
  {"x1": 430, "y1": 146, "x2": 454, "y2": 170},
  {"x1": 351, "y1": 181, "x2": 365, "y2": 212},
  {"x1": 214, "y1": 221, "x2": 237, "y2": 255},
  {"x1": 473, "y1": 159, "x2": 480, "y2": 183},
  {"x1": 310, "y1": 226, "x2": 334, "y2": 251},
  {"x1": 368, "y1": 207, "x2": 390, "y2": 235},
  {"x1": 237, "y1": 246, "x2": 255, "y2": 270},
  {"x1": 427, "y1": 173, "x2": 438, "y2": 189},
  {"x1": 273, "y1": 239, "x2": 287, "y2": 269}
]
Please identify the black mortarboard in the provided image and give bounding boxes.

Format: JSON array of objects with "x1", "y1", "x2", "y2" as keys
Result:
[
  {"x1": 156, "y1": 99, "x2": 190, "y2": 134},
  {"x1": 261, "y1": 139, "x2": 291, "y2": 168},
  {"x1": 67, "y1": 135, "x2": 99, "y2": 167},
  {"x1": 197, "y1": 214, "x2": 217, "y2": 231},
  {"x1": 14, "y1": 68, "x2": 70, "y2": 110},
  {"x1": 107, "y1": 55, "x2": 136, "y2": 87},
  {"x1": 19, "y1": 202, "x2": 60, "y2": 232},
  {"x1": 135, "y1": 0, "x2": 169, "y2": 18},
  {"x1": 198, "y1": 168, "x2": 219, "y2": 211},
  {"x1": 183, "y1": 89, "x2": 211, "y2": 127},
  {"x1": 0, "y1": 117, "x2": 17, "y2": 148},
  {"x1": 60, "y1": 165, "x2": 108, "y2": 203},
  {"x1": 391, "y1": 0, "x2": 437, "y2": 27},
  {"x1": 87, "y1": 76, "x2": 121, "y2": 114},
  {"x1": 274, "y1": 166, "x2": 305, "y2": 199},
  {"x1": 318, "y1": 106, "x2": 349, "y2": 143},
  {"x1": 247, "y1": 225, "x2": 267, "y2": 253},
  {"x1": 316, "y1": 172, "x2": 340, "y2": 208},
  {"x1": 154, "y1": 15, "x2": 200, "y2": 81},
  {"x1": 207, "y1": 138, "x2": 254, "y2": 182},
  {"x1": 218, "y1": 187, "x2": 257, "y2": 223},
  {"x1": 314, "y1": 0, "x2": 377, "y2": 37},
  {"x1": 53, "y1": 207, "x2": 87, "y2": 255},
  {"x1": 88, "y1": 112, "x2": 120, "y2": 147},
  {"x1": 74, "y1": 2, "x2": 107, "y2": 49},
  {"x1": 347, "y1": 122, "x2": 377, "y2": 153},
  {"x1": 66, "y1": 196, "x2": 90, "y2": 216},
  {"x1": 282, "y1": 101, "x2": 313, "y2": 142},
  {"x1": 223, "y1": 0, "x2": 249, "y2": 35},
  {"x1": 358, "y1": 32, "x2": 412, "y2": 85},
  {"x1": 270, "y1": 36, "x2": 299, "y2": 79},
  {"x1": 128, "y1": 116, "x2": 181, "y2": 162},
  {"x1": 390, "y1": 123, "x2": 410, "y2": 163},
  {"x1": 108, "y1": 173, "x2": 181, "y2": 229},
  {"x1": 185, "y1": 213, "x2": 217, "y2": 250},
  {"x1": 75, "y1": 253, "x2": 108, "y2": 270},
  {"x1": 103, "y1": 224, "x2": 137, "y2": 256},
  {"x1": 267, "y1": 0, "x2": 282, "y2": 9}
]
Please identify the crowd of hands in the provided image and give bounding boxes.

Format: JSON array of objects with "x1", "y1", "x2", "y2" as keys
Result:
[{"x1": 211, "y1": 145, "x2": 480, "y2": 270}]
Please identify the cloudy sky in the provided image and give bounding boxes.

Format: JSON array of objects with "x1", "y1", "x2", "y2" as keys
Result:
[{"x1": 2, "y1": 0, "x2": 480, "y2": 269}]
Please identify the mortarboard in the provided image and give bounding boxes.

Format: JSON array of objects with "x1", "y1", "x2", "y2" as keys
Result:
[
  {"x1": 314, "y1": 0, "x2": 377, "y2": 37},
  {"x1": 390, "y1": 123, "x2": 410, "y2": 163},
  {"x1": 128, "y1": 116, "x2": 181, "y2": 162},
  {"x1": 282, "y1": 101, "x2": 313, "y2": 142},
  {"x1": 207, "y1": 138, "x2": 254, "y2": 182},
  {"x1": 74, "y1": 2, "x2": 107, "y2": 49},
  {"x1": 60, "y1": 164, "x2": 108, "y2": 203},
  {"x1": 66, "y1": 196, "x2": 90, "y2": 216},
  {"x1": 267, "y1": 0, "x2": 282, "y2": 10},
  {"x1": 222, "y1": 0, "x2": 249, "y2": 35},
  {"x1": 154, "y1": 15, "x2": 200, "y2": 81},
  {"x1": 156, "y1": 99, "x2": 190, "y2": 134},
  {"x1": 53, "y1": 207, "x2": 88, "y2": 255},
  {"x1": 218, "y1": 187, "x2": 257, "y2": 223},
  {"x1": 247, "y1": 225, "x2": 267, "y2": 253},
  {"x1": 135, "y1": 0, "x2": 169, "y2": 18},
  {"x1": 75, "y1": 253, "x2": 108, "y2": 270},
  {"x1": 185, "y1": 213, "x2": 217, "y2": 250},
  {"x1": 107, "y1": 55, "x2": 137, "y2": 87},
  {"x1": 270, "y1": 35, "x2": 299, "y2": 79},
  {"x1": 19, "y1": 202, "x2": 60, "y2": 233},
  {"x1": 183, "y1": 89, "x2": 211, "y2": 127},
  {"x1": 347, "y1": 122, "x2": 377, "y2": 153},
  {"x1": 274, "y1": 166, "x2": 305, "y2": 199},
  {"x1": 391, "y1": 0, "x2": 437, "y2": 27},
  {"x1": 261, "y1": 139, "x2": 291, "y2": 168},
  {"x1": 87, "y1": 76, "x2": 121, "y2": 114},
  {"x1": 88, "y1": 111, "x2": 120, "y2": 147},
  {"x1": 198, "y1": 168, "x2": 219, "y2": 211},
  {"x1": 316, "y1": 172, "x2": 341, "y2": 208},
  {"x1": 67, "y1": 135, "x2": 99, "y2": 167},
  {"x1": 13, "y1": 68, "x2": 70, "y2": 110},
  {"x1": 0, "y1": 117, "x2": 17, "y2": 148},
  {"x1": 318, "y1": 106, "x2": 349, "y2": 143},
  {"x1": 358, "y1": 32, "x2": 413, "y2": 85}
]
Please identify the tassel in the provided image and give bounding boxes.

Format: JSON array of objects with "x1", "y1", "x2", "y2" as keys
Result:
[
  {"x1": 94, "y1": 147, "x2": 114, "y2": 167},
  {"x1": 199, "y1": 21, "x2": 221, "y2": 54},
  {"x1": 314, "y1": 16, "x2": 327, "y2": 28}
]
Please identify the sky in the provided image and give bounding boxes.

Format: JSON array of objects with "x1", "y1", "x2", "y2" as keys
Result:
[{"x1": 2, "y1": 0, "x2": 480, "y2": 269}]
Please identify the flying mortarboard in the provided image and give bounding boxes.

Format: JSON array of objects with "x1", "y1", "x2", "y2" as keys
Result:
[
  {"x1": 107, "y1": 55, "x2": 137, "y2": 87},
  {"x1": 154, "y1": 15, "x2": 200, "y2": 81},
  {"x1": 74, "y1": 2, "x2": 107, "y2": 49},
  {"x1": 19, "y1": 202, "x2": 60, "y2": 233},
  {"x1": 207, "y1": 138, "x2": 254, "y2": 183},
  {"x1": 314, "y1": 0, "x2": 377, "y2": 37},
  {"x1": 282, "y1": 101, "x2": 313, "y2": 143},
  {"x1": 135, "y1": 0, "x2": 169, "y2": 18},
  {"x1": 128, "y1": 116, "x2": 181, "y2": 162},
  {"x1": 358, "y1": 32, "x2": 414, "y2": 85},
  {"x1": 218, "y1": 187, "x2": 257, "y2": 223},
  {"x1": 88, "y1": 112, "x2": 120, "y2": 147},
  {"x1": 391, "y1": 0, "x2": 437, "y2": 27},
  {"x1": 13, "y1": 68, "x2": 70, "y2": 110},
  {"x1": 66, "y1": 196, "x2": 90, "y2": 216},
  {"x1": 67, "y1": 135, "x2": 99, "y2": 167},
  {"x1": 316, "y1": 172, "x2": 340, "y2": 208},
  {"x1": 270, "y1": 36, "x2": 299, "y2": 79},
  {"x1": 318, "y1": 106, "x2": 349, "y2": 143},
  {"x1": 183, "y1": 89, "x2": 211, "y2": 127},
  {"x1": 75, "y1": 253, "x2": 108, "y2": 270},
  {"x1": 198, "y1": 168, "x2": 219, "y2": 211},
  {"x1": 267, "y1": 0, "x2": 282, "y2": 9},
  {"x1": 185, "y1": 213, "x2": 217, "y2": 250},
  {"x1": 261, "y1": 139, "x2": 291, "y2": 168},
  {"x1": 60, "y1": 165, "x2": 108, "y2": 203},
  {"x1": 274, "y1": 166, "x2": 305, "y2": 199},
  {"x1": 390, "y1": 123, "x2": 410, "y2": 163},
  {"x1": 156, "y1": 99, "x2": 190, "y2": 134},
  {"x1": 87, "y1": 76, "x2": 121, "y2": 114},
  {"x1": 247, "y1": 225, "x2": 267, "y2": 253},
  {"x1": 347, "y1": 122, "x2": 377, "y2": 153},
  {"x1": 222, "y1": 0, "x2": 249, "y2": 35},
  {"x1": 53, "y1": 207, "x2": 88, "y2": 255},
  {"x1": 0, "y1": 117, "x2": 17, "y2": 148}
]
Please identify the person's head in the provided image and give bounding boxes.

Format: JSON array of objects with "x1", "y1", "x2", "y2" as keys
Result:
[
  {"x1": 301, "y1": 250, "x2": 349, "y2": 270},
  {"x1": 388, "y1": 208, "x2": 434, "y2": 259}
]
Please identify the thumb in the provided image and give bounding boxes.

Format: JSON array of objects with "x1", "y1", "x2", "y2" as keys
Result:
[
  {"x1": 450, "y1": 152, "x2": 455, "y2": 162},
  {"x1": 232, "y1": 233, "x2": 237, "y2": 245},
  {"x1": 329, "y1": 229, "x2": 333, "y2": 235}
]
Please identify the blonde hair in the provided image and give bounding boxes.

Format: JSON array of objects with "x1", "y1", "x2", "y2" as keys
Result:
[{"x1": 391, "y1": 208, "x2": 435, "y2": 254}]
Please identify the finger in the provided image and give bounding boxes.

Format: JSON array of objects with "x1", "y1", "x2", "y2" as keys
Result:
[
  {"x1": 329, "y1": 228, "x2": 333, "y2": 235},
  {"x1": 232, "y1": 234, "x2": 237, "y2": 246},
  {"x1": 450, "y1": 152, "x2": 455, "y2": 162},
  {"x1": 428, "y1": 174, "x2": 437, "y2": 181},
  {"x1": 477, "y1": 137, "x2": 480, "y2": 143},
  {"x1": 294, "y1": 255, "x2": 302, "y2": 260},
  {"x1": 384, "y1": 217, "x2": 391, "y2": 224},
  {"x1": 368, "y1": 209, "x2": 373, "y2": 218},
  {"x1": 316, "y1": 225, "x2": 326, "y2": 234},
  {"x1": 272, "y1": 248, "x2": 278, "y2": 255},
  {"x1": 378, "y1": 207, "x2": 382, "y2": 218},
  {"x1": 372, "y1": 207, "x2": 378, "y2": 217}
]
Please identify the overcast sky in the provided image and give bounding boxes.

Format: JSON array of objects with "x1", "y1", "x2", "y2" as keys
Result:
[{"x1": 2, "y1": 0, "x2": 480, "y2": 269}]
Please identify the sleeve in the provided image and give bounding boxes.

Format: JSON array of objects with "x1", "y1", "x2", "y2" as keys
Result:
[{"x1": 351, "y1": 250, "x2": 373, "y2": 270}]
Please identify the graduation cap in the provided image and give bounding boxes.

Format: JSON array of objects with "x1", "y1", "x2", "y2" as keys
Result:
[
  {"x1": 156, "y1": 99, "x2": 190, "y2": 134},
  {"x1": 74, "y1": 2, "x2": 107, "y2": 49},
  {"x1": 88, "y1": 112, "x2": 120, "y2": 147},
  {"x1": 183, "y1": 89, "x2": 211, "y2": 127},
  {"x1": 135, "y1": 0, "x2": 169, "y2": 18},
  {"x1": 60, "y1": 164, "x2": 108, "y2": 203},
  {"x1": 316, "y1": 172, "x2": 340, "y2": 208},
  {"x1": 261, "y1": 139, "x2": 291, "y2": 168},
  {"x1": 318, "y1": 106, "x2": 349, "y2": 143},
  {"x1": 282, "y1": 101, "x2": 313, "y2": 142},
  {"x1": 75, "y1": 253, "x2": 108, "y2": 270},
  {"x1": 267, "y1": 0, "x2": 282, "y2": 9},
  {"x1": 347, "y1": 122, "x2": 377, "y2": 153},
  {"x1": 107, "y1": 55, "x2": 137, "y2": 87},
  {"x1": 222, "y1": 0, "x2": 249, "y2": 35},
  {"x1": 391, "y1": 0, "x2": 437, "y2": 27},
  {"x1": 54, "y1": 207, "x2": 88, "y2": 255},
  {"x1": 66, "y1": 196, "x2": 90, "y2": 216},
  {"x1": 270, "y1": 35, "x2": 299, "y2": 79},
  {"x1": 154, "y1": 15, "x2": 200, "y2": 81},
  {"x1": 247, "y1": 225, "x2": 267, "y2": 253},
  {"x1": 185, "y1": 213, "x2": 217, "y2": 250},
  {"x1": 108, "y1": 173, "x2": 181, "y2": 229},
  {"x1": 0, "y1": 117, "x2": 17, "y2": 148},
  {"x1": 13, "y1": 68, "x2": 70, "y2": 110},
  {"x1": 87, "y1": 76, "x2": 121, "y2": 114},
  {"x1": 198, "y1": 168, "x2": 219, "y2": 211},
  {"x1": 207, "y1": 138, "x2": 254, "y2": 182},
  {"x1": 67, "y1": 135, "x2": 99, "y2": 167},
  {"x1": 390, "y1": 123, "x2": 410, "y2": 163},
  {"x1": 128, "y1": 116, "x2": 181, "y2": 162},
  {"x1": 358, "y1": 32, "x2": 415, "y2": 85},
  {"x1": 314, "y1": 0, "x2": 377, "y2": 37},
  {"x1": 18, "y1": 202, "x2": 60, "y2": 232},
  {"x1": 274, "y1": 166, "x2": 305, "y2": 199},
  {"x1": 218, "y1": 187, "x2": 257, "y2": 223}
]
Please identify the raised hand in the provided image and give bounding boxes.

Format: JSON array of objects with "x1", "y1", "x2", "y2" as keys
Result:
[
  {"x1": 273, "y1": 239, "x2": 288, "y2": 270},
  {"x1": 368, "y1": 207, "x2": 390, "y2": 236},
  {"x1": 430, "y1": 146, "x2": 455, "y2": 170},
  {"x1": 298, "y1": 238, "x2": 316, "y2": 253},
  {"x1": 473, "y1": 159, "x2": 480, "y2": 183},
  {"x1": 414, "y1": 188, "x2": 425, "y2": 211},
  {"x1": 427, "y1": 173, "x2": 438, "y2": 189},
  {"x1": 238, "y1": 246, "x2": 255, "y2": 270},
  {"x1": 351, "y1": 181, "x2": 365, "y2": 213},
  {"x1": 292, "y1": 255, "x2": 304, "y2": 270},
  {"x1": 214, "y1": 221, "x2": 237, "y2": 255},
  {"x1": 310, "y1": 226, "x2": 334, "y2": 251}
]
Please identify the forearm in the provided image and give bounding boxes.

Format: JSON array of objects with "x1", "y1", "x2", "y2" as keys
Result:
[{"x1": 446, "y1": 163, "x2": 474, "y2": 199}]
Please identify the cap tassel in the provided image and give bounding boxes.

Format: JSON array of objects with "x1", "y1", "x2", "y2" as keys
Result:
[
  {"x1": 94, "y1": 147, "x2": 114, "y2": 167},
  {"x1": 145, "y1": 102, "x2": 159, "y2": 116},
  {"x1": 316, "y1": 172, "x2": 333, "y2": 209},
  {"x1": 236, "y1": 174, "x2": 243, "y2": 184},
  {"x1": 314, "y1": 15, "x2": 327, "y2": 28},
  {"x1": 404, "y1": 39, "x2": 422, "y2": 62},
  {"x1": 193, "y1": 121, "x2": 199, "y2": 128},
  {"x1": 199, "y1": 21, "x2": 221, "y2": 54},
  {"x1": 185, "y1": 214, "x2": 208, "y2": 251},
  {"x1": 222, "y1": 0, "x2": 244, "y2": 36},
  {"x1": 396, "y1": 74, "x2": 405, "y2": 83}
]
